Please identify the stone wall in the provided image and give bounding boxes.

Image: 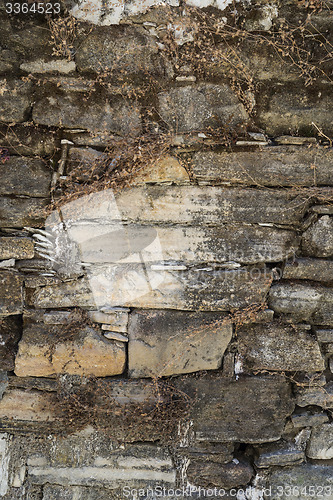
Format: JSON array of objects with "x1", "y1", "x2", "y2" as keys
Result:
[{"x1": 0, "y1": 0, "x2": 333, "y2": 498}]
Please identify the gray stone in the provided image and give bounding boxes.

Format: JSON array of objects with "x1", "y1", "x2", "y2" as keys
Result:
[
  {"x1": 113, "y1": 185, "x2": 308, "y2": 226},
  {"x1": 257, "y1": 88, "x2": 333, "y2": 136},
  {"x1": 0, "y1": 79, "x2": 32, "y2": 123},
  {"x1": 268, "y1": 464, "x2": 333, "y2": 500},
  {"x1": 316, "y1": 329, "x2": 333, "y2": 343},
  {"x1": 20, "y1": 59, "x2": 76, "y2": 74},
  {"x1": 311, "y1": 205, "x2": 333, "y2": 215},
  {"x1": 0, "y1": 157, "x2": 51, "y2": 197},
  {"x1": 0, "y1": 198, "x2": 48, "y2": 228},
  {"x1": 175, "y1": 375, "x2": 295, "y2": 443},
  {"x1": 291, "y1": 412, "x2": 329, "y2": 428},
  {"x1": 275, "y1": 136, "x2": 317, "y2": 145},
  {"x1": 0, "y1": 125, "x2": 58, "y2": 157},
  {"x1": 283, "y1": 258, "x2": 333, "y2": 282},
  {"x1": 70, "y1": 222, "x2": 298, "y2": 265},
  {"x1": 0, "y1": 372, "x2": 8, "y2": 400},
  {"x1": 128, "y1": 310, "x2": 232, "y2": 377},
  {"x1": 187, "y1": 460, "x2": 253, "y2": 489},
  {"x1": 192, "y1": 146, "x2": 333, "y2": 187},
  {"x1": 0, "y1": 271, "x2": 23, "y2": 315},
  {"x1": 43, "y1": 311, "x2": 72, "y2": 325},
  {"x1": 33, "y1": 265, "x2": 272, "y2": 311},
  {"x1": 306, "y1": 423, "x2": 333, "y2": 459},
  {"x1": 254, "y1": 442, "x2": 305, "y2": 468},
  {"x1": 42, "y1": 484, "x2": 116, "y2": 500},
  {"x1": 302, "y1": 216, "x2": 333, "y2": 258},
  {"x1": 75, "y1": 26, "x2": 162, "y2": 77},
  {"x1": 269, "y1": 283, "x2": 333, "y2": 324},
  {"x1": 0, "y1": 238, "x2": 34, "y2": 260},
  {"x1": 179, "y1": 442, "x2": 234, "y2": 465},
  {"x1": 88, "y1": 310, "x2": 128, "y2": 332},
  {"x1": 295, "y1": 382, "x2": 333, "y2": 409},
  {"x1": 66, "y1": 147, "x2": 107, "y2": 182},
  {"x1": 32, "y1": 94, "x2": 141, "y2": 136},
  {"x1": 158, "y1": 84, "x2": 248, "y2": 133},
  {"x1": 237, "y1": 323, "x2": 325, "y2": 372},
  {"x1": 0, "y1": 316, "x2": 22, "y2": 371}
]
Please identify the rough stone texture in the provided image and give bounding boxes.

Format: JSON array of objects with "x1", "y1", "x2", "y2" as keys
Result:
[
  {"x1": 316, "y1": 329, "x2": 333, "y2": 343},
  {"x1": 114, "y1": 186, "x2": 308, "y2": 226},
  {"x1": 254, "y1": 442, "x2": 305, "y2": 468},
  {"x1": 0, "y1": 238, "x2": 34, "y2": 260},
  {"x1": 32, "y1": 94, "x2": 141, "y2": 135},
  {"x1": 306, "y1": 424, "x2": 333, "y2": 460},
  {"x1": 0, "y1": 125, "x2": 58, "y2": 157},
  {"x1": 269, "y1": 283, "x2": 333, "y2": 324},
  {"x1": 14, "y1": 325, "x2": 126, "y2": 377},
  {"x1": 128, "y1": 310, "x2": 232, "y2": 377},
  {"x1": 187, "y1": 460, "x2": 253, "y2": 489},
  {"x1": 283, "y1": 258, "x2": 333, "y2": 282},
  {"x1": 0, "y1": 271, "x2": 23, "y2": 315},
  {"x1": 175, "y1": 375, "x2": 295, "y2": 443},
  {"x1": 0, "y1": 79, "x2": 32, "y2": 123},
  {"x1": 75, "y1": 26, "x2": 162, "y2": 77},
  {"x1": 192, "y1": 146, "x2": 333, "y2": 187},
  {"x1": 302, "y1": 216, "x2": 333, "y2": 257},
  {"x1": 88, "y1": 310, "x2": 128, "y2": 332},
  {"x1": 258, "y1": 88, "x2": 333, "y2": 136},
  {"x1": 0, "y1": 390, "x2": 56, "y2": 422},
  {"x1": 291, "y1": 412, "x2": 329, "y2": 428},
  {"x1": 66, "y1": 222, "x2": 298, "y2": 265},
  {"x1": 0, "y1": 316, "x2": 22, "y2": 371},
  {"x1": 0, "y1": 157, "x2": 51, "y2": 197},
  {"x1": 237, "y1": 323, "x2": 325, "y2": 372},
  {"x1": 20, "y1": 59, "x2": 76, "y2": 74},
  {"x1": 158, "y1": 84, "x2": 248, "y2": 133},
  {"x1": 268, "y1": 464, "x2": 333, "y2": 500},
  {"x1": 33, "y1": 265, "x2": 272, "y2": 311},
  {"x1": 0, "y1": 197, "x2": 48, "y2": 228},
  {"x1": 295, "y1": 382, "x2": 333, "y2": 409}
]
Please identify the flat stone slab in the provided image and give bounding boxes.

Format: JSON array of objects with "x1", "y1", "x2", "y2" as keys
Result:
[
  {"x1": 33, "y1": 265, "x2": 273, "y2": 311},
  {"x1": 0, "y1": 198, "x2": 48, "y2": 228},
  {"x1": 306, "y1": 423, "x2": 333, "y2": 460},
  {"x1": 0, "y1": 78, "x2": 32, "y2": 123},
  {"x1": 128, "y1": 310, "x2": 232, "y2": 377},
  {"x1": 187, "y1": 459, "x2": 253, "y2": 489},
  {"x1": 237, "y1": 323, "x2": 325, "y2": 372},
  {"x1": 0, "y1": 316, "x2": 22, "y2": 371},
  {"x1": 70, "y1": 223, "x2": 298, "y2": 265},
  {"x1": 32, "y1": 93, "x2": 141, "y2": 135},
  {"x1": 269, "y1": 283, "x2": 333, "y2": 324},
  {"x1": 291, "y1": 412, "x2": 329, "y2": 428},
  {"x1": 283, "y1": 258, "x2": 333, "y2": 282},
  {"x1": 0, "y1": 157, "x2": 51, "y2": 197},
  {"x1": 192, "y1": 146, "x2": 333, "y2": 187},
  {"x1": 268, "y1": 464, "x2": 333, "y2": 500},
  {"x1": 14, "y1": 325, "x2": 126, "y2": 377},
  {"x1": 114, "y1": 185, "x2": 308, "y2": 226},
  {"x1": 0, "y1": 271, "x2": 23, "y2": 315},
  {"x1": 254, "y1": 442, "x2": 305, "y2": 468},
  {"x1": 158, "y1": 84, "x2": 248, "y2": 132},
  {"x1": 0, "y1": 389, "x2": 56, "y2": 422},
  {"x1": 175, "y1": 375, "x2": 295, "y2": 443}
]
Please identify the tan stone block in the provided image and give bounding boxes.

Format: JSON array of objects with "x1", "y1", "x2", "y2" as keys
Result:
[
  {"x1": 14, "y1": 325, "x2": 126, "y2": 377},
  {"x1": 0, "y1": 237, "x2": 34, "y2": 260},
  {"x1": 0, "y1": 389, "x2": 55, "y2": 422},
  {"x1": 132, "y1": 155, "x2": 189, "y2": 185}
]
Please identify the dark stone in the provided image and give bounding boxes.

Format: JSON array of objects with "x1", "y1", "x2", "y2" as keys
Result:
[
  {"x1": 0, "y1": 78, "x2": 32, "y2": 123},
  {"x1": 0, "y1": 271, "x2": 23, "y2": 315},
  {"x1": 0, "y1": 197, "x2": 48, "y2": 228},
  {"x1": 283, "y1": 258, "x2": 333, "y2": 282},
  {"x1": 192, "y1": 146, "x2": 333, "y2": 187},
  {"x1": 0, "y1": 316, "x2": 22, "y2": 371},
  {"x1": 0, "y1": 124, "x2": 59, "y2": 156},
  {"x1": 175, "y1": 374, "x2": 295, "y2": 443},
  {"x1": 75, "y1": 26, "x2": 163, "y2": 78},
  {"x1": 187, "y1": 460, "x2": 254, "y2": 489},
  {"x1": 0, "y1": 157, "x2": 51, "y2": 197}
]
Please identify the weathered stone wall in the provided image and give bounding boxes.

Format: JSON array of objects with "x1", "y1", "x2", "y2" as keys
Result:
[{"x1": 0, "y1": 0, "x2": 333, "y2": 498}]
